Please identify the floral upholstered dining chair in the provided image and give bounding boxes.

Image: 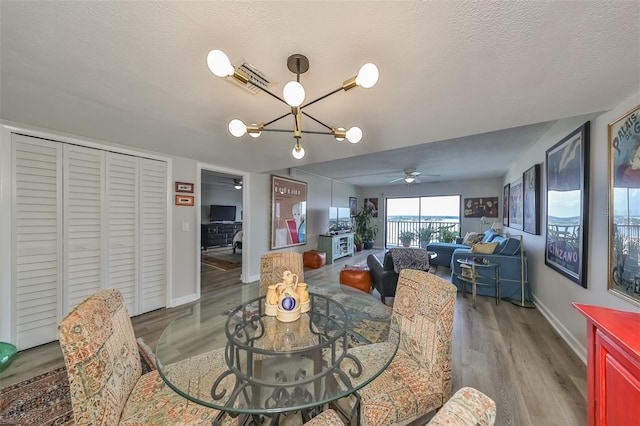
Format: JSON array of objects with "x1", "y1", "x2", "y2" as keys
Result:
[
  {"x1": 349, "y1": 269, "x2": 458, "y2": 425},
  {"x1": 58, "y1": 289, "x2": 235, "y2": 426},
  {"x1": 260, "y1": 251, "x2": 305, "y2": 295}
]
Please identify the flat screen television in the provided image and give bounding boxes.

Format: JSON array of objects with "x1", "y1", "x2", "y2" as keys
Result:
[{"x1": 210, "y1": 205, "x2": 236, "y2": 222}]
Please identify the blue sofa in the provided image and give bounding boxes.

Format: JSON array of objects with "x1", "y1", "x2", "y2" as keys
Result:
[
  {"x1": 426, "y1": 231, "x2": 494, "y2": 267},
  {"x1": 450, "y1": 231, "x2": 532, "y2": 302}
]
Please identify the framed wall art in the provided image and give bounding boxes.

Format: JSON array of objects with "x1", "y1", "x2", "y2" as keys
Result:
[
  {"x1": 523, "y1": 164, "x2": 541, "y2": 235},
  {"x1": 364, "y1": 198, "x2": 378, "y2": 217},
  {"x1": 175, "y1": 181, "x2": 194, "y2": 193},
  {"x1": 463, "y1": 197, "x2": 499, "y2": 218},
  {"x1": 545, "y1": 122, "x2": 590, "y2": 288},
  {"x1": 608, "y1": 104, "x2": 640, "y2": 306},
  {"x1": 349, "y1": 196, "x2": 357, "y2": 217},
  {"x1": 502, "y1": 184, "x2": 510, "y2": 227},
  {"x1": 271, "y1": 175, "x2": 307, "y2": 249},
  {"x1": 175, "y1": 195, "x2": 194, "y2": 206},
  {"x1": 509, "y1": 178, "x2": 523, "y2": 230}
]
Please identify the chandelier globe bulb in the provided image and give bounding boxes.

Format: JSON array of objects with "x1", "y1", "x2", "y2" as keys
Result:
[
  {"x1": 346, "y1": 127, "x2": 363, "y2": 144},
  {"x1": 355, "y1": 63, "x2": 379, "y2": 89},
  {"x1": 292, "y1": 143, "x2": 305, "y2": 159},
  {"x1": 228, "y1": 119, "x2": 247, "y2": 137},
  {"x1": 207, "y1": 50, "x2": 234, "y2": 78},
  {"x1": 283, "y1": 81, "x2": 305, "y2": 107}
]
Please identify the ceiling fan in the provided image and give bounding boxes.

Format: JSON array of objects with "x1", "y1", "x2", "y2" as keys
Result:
[{"x1": 389, "y1": 169, "x2": 421, "y2": 184}]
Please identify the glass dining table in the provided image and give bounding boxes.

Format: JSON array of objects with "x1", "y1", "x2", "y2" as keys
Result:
[{"x1": 155, "y1": 281, "x2": 399, "y2": 425}]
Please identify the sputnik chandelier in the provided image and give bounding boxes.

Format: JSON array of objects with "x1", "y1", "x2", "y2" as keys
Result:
[{"x1": 207, "y1": 50, "x2": 379, "y2": 159}]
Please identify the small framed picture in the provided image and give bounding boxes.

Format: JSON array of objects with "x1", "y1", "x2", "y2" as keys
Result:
[
  {"x1": 175, "y1": 181, "x2": 194, "y2": 193},
  {"x1": 175, "y1": 195, "x2": 194, "y2": 206}
]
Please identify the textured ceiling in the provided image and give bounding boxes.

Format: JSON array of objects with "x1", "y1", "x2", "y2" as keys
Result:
[{"x1": 1, "y1": 1, "x2": 638, "y2": 186}]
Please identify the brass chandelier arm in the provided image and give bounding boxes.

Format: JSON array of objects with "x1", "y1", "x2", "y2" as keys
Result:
[
  {"x1": 300, "y1": 87, "x2": 343, "y2": 110},
  {"x1": 257, "y1": 128, "x2": 334, "y2": 136}
]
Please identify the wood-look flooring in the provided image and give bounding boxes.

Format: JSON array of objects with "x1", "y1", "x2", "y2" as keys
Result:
[{"x1": 0, "y1": 250, "x2": 586, "y2": 425}]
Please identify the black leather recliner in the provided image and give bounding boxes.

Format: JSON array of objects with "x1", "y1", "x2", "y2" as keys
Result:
[{"x1": 366, "y1": 252, "x2": 399, "y2": 304}]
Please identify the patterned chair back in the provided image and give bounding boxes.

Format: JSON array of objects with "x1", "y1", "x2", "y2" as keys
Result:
[
  {"x1": 58, "y1": 289, "x2": 141, "y2": 425},
  {"x1": 391, "y1": 269, "x2": 457, "y2": 400},
  {"x1": 260, "y1": 252, "x2": 305, "y2": 295}
]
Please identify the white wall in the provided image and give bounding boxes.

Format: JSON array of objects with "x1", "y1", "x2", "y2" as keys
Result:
[
  {"x1": 503, "y1": 91, "x2": 640, "y2": 362},
  {"x1": 242, "y1": 169, "x2": 358, "y2": 282}
]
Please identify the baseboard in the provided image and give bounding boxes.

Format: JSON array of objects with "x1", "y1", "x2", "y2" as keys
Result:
[
  {"x1": 534, "y1": 295, "x2": 587, "y2": 365},
  {"x1": 170, "y1": 293, "x2": 199, "y2": 308},
  {"x1": 246, "y1": 273, "x2": 260, "y2": 283}
]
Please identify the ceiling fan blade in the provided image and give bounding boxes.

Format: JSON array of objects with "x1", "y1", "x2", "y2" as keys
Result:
[{"x1": 389, "y1": 177, "x2": 404, "y2": 183}]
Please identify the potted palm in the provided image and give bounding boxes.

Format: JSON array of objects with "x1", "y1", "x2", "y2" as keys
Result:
[
  {"x1": 399, "y1": 231, "x2": 414, "y2": 247},
  {"x1": 352, "y1": 206, "x2": 378, "y2": 250},
  {"x1": 418, "y1": 226, "x2": 436, "y2": 248}
]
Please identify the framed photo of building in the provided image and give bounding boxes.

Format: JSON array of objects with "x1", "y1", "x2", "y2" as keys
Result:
[
  {"x1": 349, "y1": 197, "x2": 357, "y2": 217},
  {"x1": 271, "y1": 175, "x2": 307, "y2": 249},
  {"x1": 509, "y1": 178, "x2": 523, "y2": 230},
  {"x1": 608, "y1": 105, "x2": 640, "y2": 306},
  {"x1": 545, "y1": 122, "x2": 590, "y2": 288},
  {"x1": 523, "y1": 164, "x2": 541, "y2": 235}
]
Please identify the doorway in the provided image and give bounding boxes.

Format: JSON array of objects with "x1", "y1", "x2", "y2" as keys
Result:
[{"x1": 199, "y1": 169, "x2": 245, "y2": 293}]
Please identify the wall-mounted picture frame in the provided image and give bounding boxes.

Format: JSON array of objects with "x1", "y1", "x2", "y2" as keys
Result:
[
  {"x1": 175, "y1": 195, "x2": 194, "y2": 206},
  {"x1": 349, "y1": 197, "x2": 357, "y2": 217},
  {"x1": 271, "y1": 175, "x2": 307, "y2": 249},
  {"x1": 463, "y1": 197, "x2": 499, "y2": 218},
  {"x1": 364, "y1": 198, "x2": 379, "y2": 217},
  {"x1": 175, "y1": 181, "x2": 194, "y2": 193},
  {"x1": 523, "y1": 164, "x2": 541, "y2": 235},
  {"x1": 509, "y1": 178, "x2": 523, "y2": 230},
  {"x1": 502, "y1": 184, "x2": 510, "y2": 227},
  {"x1": 545, "y1": 122, "x2": 590, "y2": 288},
  {"x1": 608, "y1": 105, "x2": 640, "y2": 306}
]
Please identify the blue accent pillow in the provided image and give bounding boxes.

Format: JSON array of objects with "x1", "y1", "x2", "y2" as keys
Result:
[
  {"x1": 493, "y1": 236, "x2": 507, "y2": 252},
  {"x1": 481, "y1": 231, "x2": 497, "y2": 243},
  {"x1": 499, "y1": 238, "x2": 521, "y2": 255}
]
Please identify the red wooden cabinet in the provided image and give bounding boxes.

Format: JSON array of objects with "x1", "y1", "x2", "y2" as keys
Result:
[{"x1": 573, "y1": 303, "x2": 640, "y2": 426}]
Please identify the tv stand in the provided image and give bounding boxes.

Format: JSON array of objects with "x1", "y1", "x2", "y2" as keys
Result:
[
  {"x1": 202, "y1": 222, "x2": 242, "y2": 250},
  {"x1": 318, "y1": 233, "x2": 354, "y2": 264}
]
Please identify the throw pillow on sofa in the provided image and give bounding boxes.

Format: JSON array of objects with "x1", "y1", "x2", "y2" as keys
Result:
[
  {"x1": 471, "y1": 241, "x2": 499, "y2": 254},
  {"x1": 462, "y1": 231, "x2": 484, "y2": 246}
]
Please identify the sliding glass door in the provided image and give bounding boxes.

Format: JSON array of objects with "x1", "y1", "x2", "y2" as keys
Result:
[{"x1": 385, "y1": 196, "x2": 461, "y2": 248}]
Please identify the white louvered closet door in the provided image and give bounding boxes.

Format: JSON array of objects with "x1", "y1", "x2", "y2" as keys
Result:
[
  {"x1": 62, "y1": 145, "x2": 105, "y2": 316},
  {"x1": 12, "y1": 135, "x2": 63, "y2": 349},
  {"x1": 105, "y1": 153, "x2": 139, "y2": 315},
  {"x1": 139, "y1": 159, "x2": 167, "y2": 312}
]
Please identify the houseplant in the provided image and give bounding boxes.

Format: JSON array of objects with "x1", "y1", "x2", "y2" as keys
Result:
[
  {"x1": 352, "y1": 206, "x2": 378, "y2": 250},
  {"x1": 418, "y1": 226, "x2": 436, "y2": 248},
  {"x1": 399, "y1": 231, "x2": 414, "y2": 247},
  {"x1": 437, "y1": 225, "x2": 458, "y2": 243}
]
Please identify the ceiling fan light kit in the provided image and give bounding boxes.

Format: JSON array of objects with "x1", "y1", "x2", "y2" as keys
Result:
[{"x1": 207, "y1": 49, "x2": 378, "y2": 159}]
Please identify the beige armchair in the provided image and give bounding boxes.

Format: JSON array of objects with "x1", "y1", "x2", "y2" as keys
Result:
[
  {"x1": 260, "y1": 251, "x2": 304, "y2": 295},
  {"x1": 349, "y1": 269, "x2": 457, "y2": 425},
  {"x1": 58, "y1": 289, "x2": 232, "y2": 425},
  {"x1": 303, "y1": 387, "x2": 496, "y2": 426}
]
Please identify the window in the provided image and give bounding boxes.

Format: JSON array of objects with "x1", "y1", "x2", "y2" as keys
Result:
[{"x1": 385, "y1": 195, "x2": 461, "y2": 247}]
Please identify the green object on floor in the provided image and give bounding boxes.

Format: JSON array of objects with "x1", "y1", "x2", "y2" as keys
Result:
[{"x1": 0, "y1": 341, "x2": 17, "y2": 372}]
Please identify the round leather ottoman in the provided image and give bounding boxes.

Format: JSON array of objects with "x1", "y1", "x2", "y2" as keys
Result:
[
  {"x1": 339, "y1": 265, "x2": 371, "y2": 293},
  {"x1": 303, "y1": 250, "x2": 326, "y2": 269}
]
